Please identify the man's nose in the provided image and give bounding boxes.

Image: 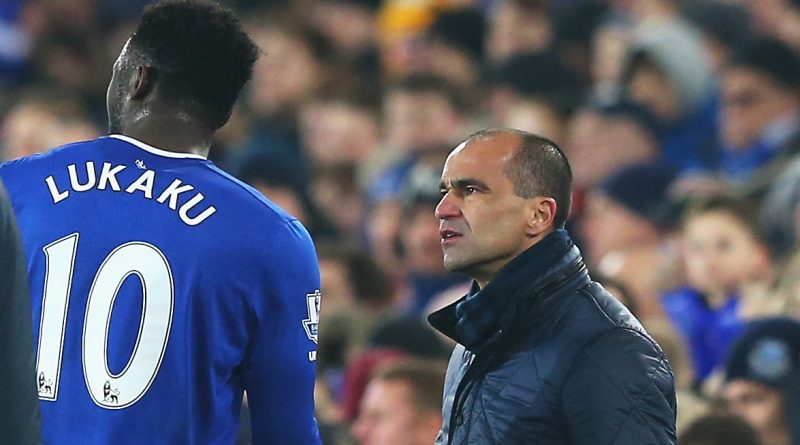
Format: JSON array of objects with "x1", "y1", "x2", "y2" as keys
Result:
[{"x1": 435, "y1": 192, "x2": 460, "y2": 219}]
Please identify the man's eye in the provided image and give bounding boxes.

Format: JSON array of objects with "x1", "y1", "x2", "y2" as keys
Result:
[
  {"x1": 465, "y1": 186, "x2": 478, "y2": 194},
  {"x1": 440, "y1": 189, "x2": 448, "y2": 196}
]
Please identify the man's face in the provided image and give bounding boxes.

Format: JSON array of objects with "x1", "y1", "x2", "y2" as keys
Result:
[
  {"x1": 352, "y1": 380, "x2": 439, "y2": 445},
  {"x1": 628, "y1": 64, "x2": 679, "y2": 122},
  {"x1": 724, "y1": 380, "x2": 788, "y2": 445},
  {"x1": 435, "y1": 134, "x2": 534, "y2": 285},
  {"x1": 722, "y1": 67, "x2": 796, "y2": 149},
  {"x1": 106, "y1": 40, "x2": 133, "y2": 134}
]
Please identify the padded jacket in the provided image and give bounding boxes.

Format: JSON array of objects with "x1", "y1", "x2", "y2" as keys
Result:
[{"x1": 428, "y1": 231, "x2": 677, "y2": 445}]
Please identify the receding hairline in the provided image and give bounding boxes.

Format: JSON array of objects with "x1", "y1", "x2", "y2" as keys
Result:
[
  {"x1": 454, "y1": 128, "x2": 573, "y2": 227},
  {"x1": 445, "y1": 129, "x2": 526, "y2": 168},
  {"x1": 463, "y1": 128, "x2": 527, "y2": 150}
]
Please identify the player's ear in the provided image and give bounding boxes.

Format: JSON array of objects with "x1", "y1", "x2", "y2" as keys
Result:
[{"x1": 130, "y1": 65, "x2": 155, "y2": 100}]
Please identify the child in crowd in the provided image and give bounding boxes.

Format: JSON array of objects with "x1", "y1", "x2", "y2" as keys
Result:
[{"x1": 662, "y1": 193, "x2": 775, "y2": 384}]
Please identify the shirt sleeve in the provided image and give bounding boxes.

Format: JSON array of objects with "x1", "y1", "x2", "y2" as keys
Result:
[
  {"x1": 562, "y1": 328, "x2": 677, "y2": 445},
  {"x1": 241, "y1": 220, "x2": 322, "y2": 445},
  {"x1": 0, "y1": 179, "x2": 42, "y2": 445}
]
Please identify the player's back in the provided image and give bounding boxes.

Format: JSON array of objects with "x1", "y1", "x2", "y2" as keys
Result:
[{"x1": 0, "y1": 135, "x2": 322, "y2": 444}]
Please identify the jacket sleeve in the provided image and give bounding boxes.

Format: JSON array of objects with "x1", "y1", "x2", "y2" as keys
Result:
[
  {"x1": 561, "y1": 328, "x2": 677, "y2": 445},
  {"x1": 0, "y1": 181, "x2": 42, "y2": 445}
]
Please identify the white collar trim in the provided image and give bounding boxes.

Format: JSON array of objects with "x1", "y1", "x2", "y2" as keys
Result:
[{"x1": 108, "y1": 134, "x2": 207, "y2": 160}]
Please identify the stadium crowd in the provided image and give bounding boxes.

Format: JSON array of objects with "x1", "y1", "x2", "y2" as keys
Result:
[{"x1": 5, "y1": 0, "x2": 800, "y2": 443}]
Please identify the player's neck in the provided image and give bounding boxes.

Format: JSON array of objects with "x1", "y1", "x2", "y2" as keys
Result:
[{"x1": 118, "y1": 113, "x2": 213, "y2": 159}]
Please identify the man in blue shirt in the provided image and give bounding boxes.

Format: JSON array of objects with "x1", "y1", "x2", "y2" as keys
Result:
[{"x1": 0, "y1": 1, "x2": 322, "y2": 443}]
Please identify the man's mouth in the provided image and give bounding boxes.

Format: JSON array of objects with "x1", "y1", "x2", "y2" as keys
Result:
[{"x1": 440, "y1": 229, "x2": 462, "y2": 242}]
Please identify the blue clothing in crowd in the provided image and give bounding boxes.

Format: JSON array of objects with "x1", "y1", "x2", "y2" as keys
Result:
[{"x1": 662, "y1": 286, "x2": 745, "y2": 382}]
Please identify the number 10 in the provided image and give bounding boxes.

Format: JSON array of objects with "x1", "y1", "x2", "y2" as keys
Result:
[{"x1": 37, "y1": 233, "x2": 174, "y2": 409}]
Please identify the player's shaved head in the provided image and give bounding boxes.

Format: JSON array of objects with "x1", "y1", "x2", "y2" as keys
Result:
[{"x1": 110, "y1": 0, "x2": 259, "y2": 131}]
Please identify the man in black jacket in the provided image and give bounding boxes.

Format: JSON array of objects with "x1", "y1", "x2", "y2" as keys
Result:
[
  {"x1": 429, "y1": 129, "x2": 676, "y2": 444},
  {"x1": 0, "y1": 180, "x2": 41, "y2": 444}
]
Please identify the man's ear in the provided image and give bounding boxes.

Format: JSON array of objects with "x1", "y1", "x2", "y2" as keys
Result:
[
  {"x1": 526, "y1": 197, "x2": 557, "y2": 236},
  {"x1": 130, "y1": 66, "x2": 155, "y2": 100}
]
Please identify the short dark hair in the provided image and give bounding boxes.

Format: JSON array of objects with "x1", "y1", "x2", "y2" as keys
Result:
[
  {"x1": 374, "y1": 358, "x2": 447, "y2": 413},
  {"x1": 679, "y1": 414, "x2": 760, "y2": 445},
  {"x1": 128, "y1": 0, "x2": 259, "y2": 129},
  {"x1": 468, "y1": 129, "x2": 573, "y2": 228},
  {"x1": 680, "y1": 192, "x2": 768, "y2": 247},
  {"x1": 728, "y1": 38, "x2": 800, "y2": 90}
]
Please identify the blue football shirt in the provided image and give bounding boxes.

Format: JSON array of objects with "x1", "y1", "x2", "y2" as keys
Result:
[{"x1": 0, "y1": 135, "x2": 322, "y2": 445}]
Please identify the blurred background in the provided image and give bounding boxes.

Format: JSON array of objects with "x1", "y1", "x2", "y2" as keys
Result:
[{"x1": 7, "y1": 0, "x2": 800, "y2": 444}]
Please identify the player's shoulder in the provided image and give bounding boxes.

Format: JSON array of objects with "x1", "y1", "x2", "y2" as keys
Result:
[{"x1": 198, "y1": 162, "x2": 300, "y2": 228}]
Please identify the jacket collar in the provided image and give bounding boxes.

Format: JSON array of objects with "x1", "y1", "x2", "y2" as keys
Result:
[{"x1": 428, "y1": 229, "x2": 588, "y2": 352}]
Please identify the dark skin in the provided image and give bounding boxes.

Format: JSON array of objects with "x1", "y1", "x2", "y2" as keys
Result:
[{"x1": 107, "y1": 39, "x2": 213, "y2": 158}]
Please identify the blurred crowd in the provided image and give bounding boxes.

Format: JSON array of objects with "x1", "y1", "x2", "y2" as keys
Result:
[{"x1": 7, "y1": 0, "x2": 800, "y2": 444}]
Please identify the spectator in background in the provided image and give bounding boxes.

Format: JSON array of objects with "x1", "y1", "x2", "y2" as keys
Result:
[
  {"x1": 684, "y1": 0, "x2": 753, "y2": 74},
  {"x1": 489, "y1": 51, "x2": 583, "y2": 142},
  {"x1": 762, "y1": 155, "x2": 800, "y2": 317},
  {"x1": 298, "y1": 87, "x2": 380, "y2": 240},
  {"x1": 232, "y1": 14, "x2": 325, "y2": 181},
  {"x1": 316, "y1": 242, "x2": 396, "y2": 367},
  {"x1": 0, "y1": 181, "x2": 41, "y2": 444},
  {"x1": 580, "y1": 162, "x2": 679, "y2": 321},
  {"x1": 299, "y1": 88, "x2": 381, "y2": 171},
  {"x1": 307, "y1": 0, "x2": 381, "y2": 83},
  {"x1": 340, "y1": 316, "x2": 450, "y2": 426},
  {"x1": 679, "y1": 414, "x2": 761, "y2": 445},
  {"x1": 311, "y1": 163, "x2": 366, "y2": 241},
  {"x1": 589, "y1": 13, "x2": 634, "y2": 102},
  {"x1": 373, "y1": 74, "x2": 466, "y2": 185},
  {"x1": 420, "y1": 8, "x2": 486, "y2": 89},
  {"x1": 744, "y1": 0, "x2": 800, "y2": 51},
  {"x1": 550, "y1": 0, "x2": 609, "y2": 82},
  {"x1": 565, "y1": 100, "x2": 660, "y2": 193},
  {"x1": 621, "y1": 13, "x2": 719, "y2": 173},
  {"x1": 29, "y1": 25, "x2": 109, "y2": 111},
  {"x1": 724, "y1": 317, "x2": 800, "y2": 445},
  {"x1": 352, "y1": 359, "x2": 446, "y2": 445},
  {"x1": 314, "y1": 243, "x2": 398, "y2": 443},
  {"x1": 486, "y1": 0, "x2": 552, "y2": 66},
  {"x1": 1, "y1": 88, "x2": 99, "y2": 160},
  {"x1": 375, "y1": 0, "x2": 437, "y2": 77},
  {"x1": 761, "y1": 155, "x2": 800, "y2": 258},
  {"x1": 664, "y1": 193, "x2": 776, "y2": 385},
  {"x1": 719, "y1": 38, "x2": 800, "y2": 196}
]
